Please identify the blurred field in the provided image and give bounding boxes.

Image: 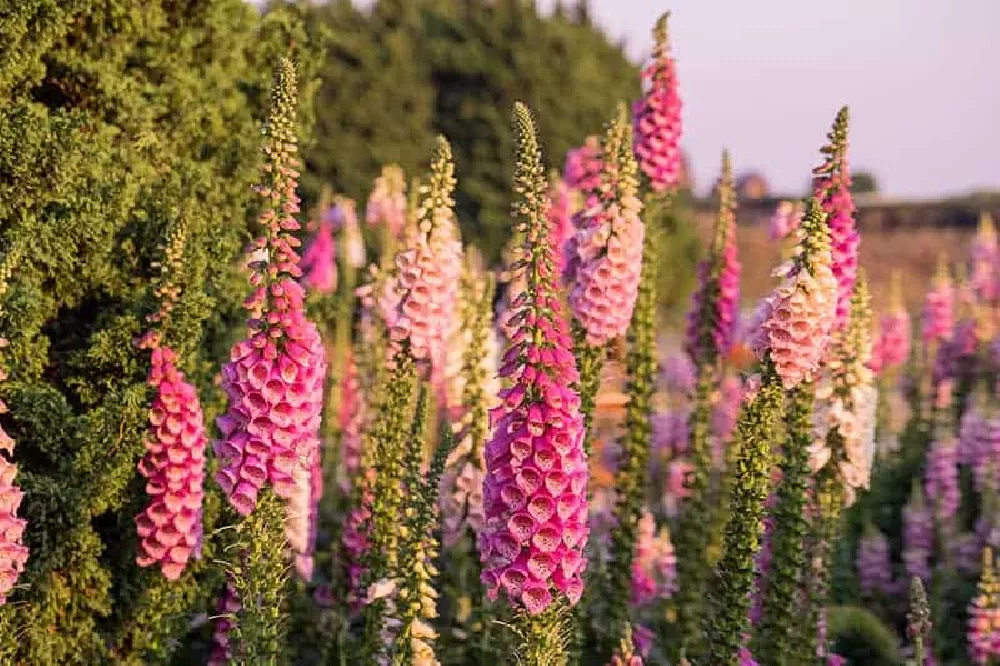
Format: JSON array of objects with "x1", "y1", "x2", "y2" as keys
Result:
[{"x1": 691, "y1": 209, "x2": 976, "y2": 314}]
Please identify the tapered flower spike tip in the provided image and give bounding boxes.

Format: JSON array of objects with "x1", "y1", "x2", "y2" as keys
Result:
[
  {"x1": 267, "y1": 58, "x2": 298, "y2": 144},
  {"x1": 511, "y1": 101, "x2": 548, "y2": 238},
  {"x1": 713, "y1": 149, "x2": 734, "y2": 250},
  {"x1": 654, "y1": 11, "x2": 671, "y2": 50},
  {"x1": 797, "y1": 195, "x2": 831, "y2": 272}
]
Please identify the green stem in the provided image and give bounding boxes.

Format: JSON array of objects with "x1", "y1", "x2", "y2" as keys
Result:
[
  {"x1": 674, "y1": 366, "x2": 715, "y2": 661},
  {"x1": 605, "y1": 231, "x2": 658, "y2": 659},
  {"x1": 229, "y1": 490, "x2": 290, "y2": 666},
  {"x1": 704, "y1": 367, "x2": 783, "y2": 665},
  {"x1": 757, "y1": 383, "x2": 814, "y2": 664},
  {"x1": 514, "y1": 605, "x2": 571, "y2": 666}
]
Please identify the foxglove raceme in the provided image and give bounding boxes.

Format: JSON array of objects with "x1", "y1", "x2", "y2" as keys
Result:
[
  {"x1": 633, "y1": 12, "x2": 683, "y2": 193},
  {"x1": 686, "y1": 151, "x2": 741, "y2": 365},
  {"x1": 479, "y1": 104, "x2": 588, "y2": 616},
  {"x1": 135, "y1": 346, "x2": 206, "y2": 580},
  {"x1": 812, "y1": 107, "x2": 859, "y2": 329},
  {"x1": 566, "y1": 110, "x2": 645, "y2": 346},
  {"x1": 213, "y1": 60, "x2": 328, "y2": 530},
  {"x1": 380, "y1": 138, "x2": 462, "y2": 379}
]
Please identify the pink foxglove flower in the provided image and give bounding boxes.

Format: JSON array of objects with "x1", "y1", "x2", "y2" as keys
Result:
[
  {"x1": 366, "y1": 165, "x2": 407, "y2": 240},
  {"x1": 0, "y1": 348, "x2": 27, "y2": 605},
  {"x1": 738, "y1": 647, "x2": 760, "y2": 666},
  {"x1": 300, "y1": 216, "x2": 337, "y2": 294},
  {"x1": 922, "y1": 257, "x2": 954, "y2": 346},
  {"x1": 566, "y1": 113, "x2": 645, "y2": 347},
  {"x1": 812, "y1": 107, "x2": 859, "y2": 330},
  {"x1": 135, "y1": 345, "x2": 206, "y2": 580},
  {"x1": 213, "y1": 62, "x2": 328, "y2": 535},
  {"x1": 768, "y1": 200, "x2": 803, "y2": 241},
  {"x1": 762, "y1": 254, "x2": 838, "y2": 388},
  {"x1": 479, "y1": 104, "x2": 588, "y2": 616},
  {"x1": 633, "y1": 12, "x2": 683, "y2": 193}
]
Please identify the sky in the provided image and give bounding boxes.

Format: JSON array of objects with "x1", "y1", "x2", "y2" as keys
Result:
[{"x1": 538, "y1": 0, "x2": 1000, "y2": 198}]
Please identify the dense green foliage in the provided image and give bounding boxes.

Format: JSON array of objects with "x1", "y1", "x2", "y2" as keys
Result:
[
  {"x1": 0, "y1": 2, "x2": 321, "y2": 663},
  {"x1": 302, "y1": 0, "x2": 640, "y2": 263}
]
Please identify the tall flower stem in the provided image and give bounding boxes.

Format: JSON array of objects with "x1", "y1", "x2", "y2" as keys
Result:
[
  {"x1": 704, "y1": 367, "x2": 784, "y2": 665},
  {"x1": 675, "y1": 151, "x2": 739, "y2": 660},
  {"x1": 361, "y1": 356, "x2": 416, "y2": 662},
  {"x1": 480, "y1": 103, "x2": 587, "y2": 666},
  {"x1": 227, "y1": 490, "x2": 291, "y2": 666},
  {"x1": 756, "y1": 382, "x2": 814, "y2": 663},
  {"x1": 605, "y1": 226, "x2": 659, "y2": 658}
]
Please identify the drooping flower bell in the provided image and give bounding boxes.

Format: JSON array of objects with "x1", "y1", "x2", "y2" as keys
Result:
[
  {"x1": 686, "y1": 150, "x2": 741, "y2": 365},
  {"x1": 566, "y1": 107, "x2": 645, "y2": 347},
  {"x1": 632, "y1": 12, "x2": 683, "y2": 194},
  {"x1": 756, "y1": 197, "x2": 838, "y2": 388},
  {"x1": 213, "y1": 59, "x2": 328, "y2": 555},
  {"x1": 812, "y1": 107, "x2": 859, "y2": 330},
  {"x1": 479, "y1": 104, "x2": 589, "y2": 616}
]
